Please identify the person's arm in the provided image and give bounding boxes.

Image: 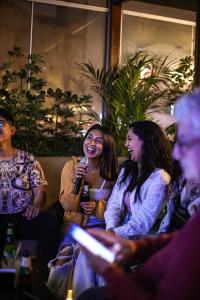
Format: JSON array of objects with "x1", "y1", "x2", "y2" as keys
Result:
[
  {"x1": 104, "y1": 170, "x2": 125, "y2": 230},
  {"x1": 23, "y1": 159, "x2": 47, "y2": 220},
  {"x1": 81, "y1": 229, "x2": 173, "y2": 271},
  {"x1": 113, "y1": 170, "x2": 171, "y2": 238},
  {"x1": 23, "y1": 185, "x2": 46, "y2": 220},
  {"x1": 92, "y1": 229, "x2": 173, "y2": 262},
  {"x1": 33, "y1": 185, "x2": 46, "y2": 208},
  {"x1": 104, "y1": 214, "x2": 200, "y2": 300},
  {"x1": 59, "y1": 157, "x2": 81, "y2": 211}
]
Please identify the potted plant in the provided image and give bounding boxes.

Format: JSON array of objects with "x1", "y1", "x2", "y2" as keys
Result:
[
  {"x1": 0, "y1": 46, "x2": 94, "y2": 156},
  {"x1": 78, "y1": 51, "x2": 194, "y2": 155}
]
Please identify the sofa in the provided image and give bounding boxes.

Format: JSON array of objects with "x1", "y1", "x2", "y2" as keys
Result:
[{"x1": 37, "y1": 156, "x2": 70, "y2": 209}]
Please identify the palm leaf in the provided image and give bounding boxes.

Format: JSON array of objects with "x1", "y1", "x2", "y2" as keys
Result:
[{"x1": 77, "y1": 51, "x2": 194, "y2": 155}]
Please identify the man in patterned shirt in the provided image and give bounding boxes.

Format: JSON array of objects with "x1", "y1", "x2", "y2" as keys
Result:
[{"x1": 0, "y1": 108, "x2": 60, "y2": 280}]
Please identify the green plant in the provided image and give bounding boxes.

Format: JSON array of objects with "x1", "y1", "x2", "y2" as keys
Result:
[
  {"x1": 0, "y1": 46, "x2": 93, "y2": 156},
  {"x1": 78, "y1": 51, "x2": 194, "y2": 155}
]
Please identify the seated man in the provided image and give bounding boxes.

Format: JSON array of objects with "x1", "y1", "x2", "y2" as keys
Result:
[
  {"x1": 0, "y1": 108, "x2": 60, "y2": 280},
  {"x1": 159, "y1": 160, "x2": 200, "y2": 233},
  {"x1": 78, "y1": 89, "x2": 200, "y2": 300}
]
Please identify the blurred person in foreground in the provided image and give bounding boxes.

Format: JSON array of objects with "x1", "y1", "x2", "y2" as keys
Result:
[
  {"x1": 78, "y1": 89, "x2": 200, "y2": 300},
  {"x1": 0, "y1": 108, "x2": 60, "y2": 280}
]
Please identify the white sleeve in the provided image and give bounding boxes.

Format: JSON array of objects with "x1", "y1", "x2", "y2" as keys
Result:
[
  {"x1": 114, "y1": 170, "x2": 171, "y2": 238},
  {"x1": 104, "y1": 169, "x2": 126, "y2": 230}
]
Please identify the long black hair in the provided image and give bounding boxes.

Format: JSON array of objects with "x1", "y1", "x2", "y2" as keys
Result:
[
  {"x1": 84, "y1": 124, "x2": 119, "y2": 181},
  {"x1": 119, "y1": 120, "x2": 172, "y2": 202}
]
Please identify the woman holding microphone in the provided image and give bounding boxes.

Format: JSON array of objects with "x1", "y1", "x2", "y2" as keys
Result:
[
  {"x1": 60, "y1": 123, "x2": 119, "y2": 227},
  {"x1": 47, "y1": 124, "x2": 118, "y2": 299}
]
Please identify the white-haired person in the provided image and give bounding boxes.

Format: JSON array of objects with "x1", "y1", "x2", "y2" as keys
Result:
[{"x1": 78, "y1": 89, "x2": 200, "y2": 300}]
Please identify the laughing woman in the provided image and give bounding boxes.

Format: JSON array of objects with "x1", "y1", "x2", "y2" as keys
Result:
[
  {"x1": 105, "y1": 120, "x2": 172, "y2": 238},
  {"x1": 47, "y1": 124, "x2": 118, "y2": 300},
  {"x1": 60, "y1": 123, "x2": 119, "y2": 228}
]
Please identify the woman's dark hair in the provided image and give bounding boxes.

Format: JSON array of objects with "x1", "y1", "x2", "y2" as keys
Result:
[
  {"x1": 84, "y1": 124, "x2": 118, "y2": 181},
  {"x1": 119, "y1": 120, "x2": 172, "y2": 202}
]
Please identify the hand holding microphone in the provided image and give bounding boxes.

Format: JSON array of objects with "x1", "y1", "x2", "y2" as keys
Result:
[{"x1": 73, "y1": 157, "x2": 88, "y2": 194}]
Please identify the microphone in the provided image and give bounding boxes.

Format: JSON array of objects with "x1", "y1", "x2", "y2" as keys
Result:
[{"x1": 72, "y1": 157, "x2": 88, "y2": 194}]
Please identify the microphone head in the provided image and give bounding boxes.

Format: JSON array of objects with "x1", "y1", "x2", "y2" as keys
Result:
[{"x1": 80, "y1": 157, "x2": 88, "y2": 166}]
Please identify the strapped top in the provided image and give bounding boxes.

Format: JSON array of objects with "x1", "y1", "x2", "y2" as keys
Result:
[{"x1": 100, "y1": 179, "x2": 106, "y2": 189}]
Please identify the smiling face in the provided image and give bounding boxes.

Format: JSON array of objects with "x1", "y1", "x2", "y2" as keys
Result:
[
  {"x1": 125, "y1": 128, "x2": 143, "y2": 162},
  {"x1": 83, "y1": 129, "x2": 104, "y2": 159}
]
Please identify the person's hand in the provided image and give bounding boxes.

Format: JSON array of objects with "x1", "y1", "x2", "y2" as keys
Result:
[
  {"x1": 80, "y1": 229, "x2": 137, "y2": 274},
  {"x1": 87, "y1": 229, "x2": 137, "y2": 262},
  {"x1": 23, "y1": 204, "x2": 42, "y2": 220},
  {"x1": 80, "y1": 245, "x2": 113, "y2": 274},
  {"x1": 74, "y1": 161, "x2": 88, "y2": 179},
  {"x1": 80, "y1": 200, "x2": 96, "y2": 215}
]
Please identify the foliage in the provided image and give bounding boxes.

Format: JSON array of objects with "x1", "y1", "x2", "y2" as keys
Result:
[
  {"x1": 0, "y1": 46, "x2": 93, "y2": 156},
  {"x1": 78, "y1": 51, "x2": 194, "y2": 155}
]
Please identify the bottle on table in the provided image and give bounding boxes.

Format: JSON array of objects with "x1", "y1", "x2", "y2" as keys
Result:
[
  {"x1": 20, "y1": 250, "x2": 31, "y2": 275},
  {"x1": 2, "y1": 223, "x2": 17, "y2": 268},
  {"x1": 17, "y1": 250, "x2": 32, "y2": 292}
]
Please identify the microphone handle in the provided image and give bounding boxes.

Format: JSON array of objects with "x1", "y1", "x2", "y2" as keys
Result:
[{"x1": 73, "y1": 176, "x2": 83, "y2": 194}]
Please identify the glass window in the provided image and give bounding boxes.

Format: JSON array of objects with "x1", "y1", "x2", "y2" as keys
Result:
[
  {"x1": 32, "y1": 2, "x2": 107, "y2": 115},
  {"x1": 57, "y1": 0, "x2": 107, "y2": 7},
  {"x1": 121, "y1": 13, "x2": 194, "y2": 129},
  {"x1": 0, "y1": 0, "x2": 31, "y2": 62},
  {"x1": 121, "y1": 14, "x2": 193, "y2": 59}
]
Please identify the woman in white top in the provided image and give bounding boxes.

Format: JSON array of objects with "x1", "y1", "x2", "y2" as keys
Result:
[{"x1": 105, "y1": 120, "x2": 172, "y2": 238}]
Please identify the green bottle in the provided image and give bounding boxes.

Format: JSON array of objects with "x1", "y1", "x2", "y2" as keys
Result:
[
  {"x1": 18, "y1": 250, "x2": 32, "y2": 292},
  {"x1": 3, "y1": 223, "x2": 17, "y2": 268},
  {"x1": 20, "y1": 250, "x2": 31, "y2": 275}
]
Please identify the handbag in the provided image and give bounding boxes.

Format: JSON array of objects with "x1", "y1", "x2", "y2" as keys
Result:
[{"x1": 47, "y1": 243, "x2": 76, "y2": 300}]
